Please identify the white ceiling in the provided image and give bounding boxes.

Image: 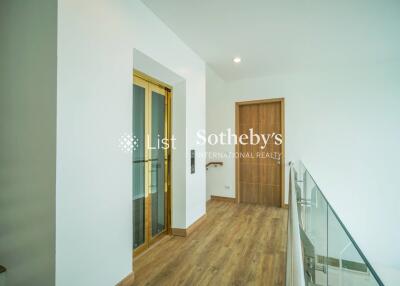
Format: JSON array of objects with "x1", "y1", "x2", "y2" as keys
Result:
[{"x1": 142, "y1": 0, "x2": 400, "y2": 81}]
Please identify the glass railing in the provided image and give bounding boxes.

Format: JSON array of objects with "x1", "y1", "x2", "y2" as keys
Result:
[{"x1": 287, "y1": 161, "x2": 384, "y2": 286}]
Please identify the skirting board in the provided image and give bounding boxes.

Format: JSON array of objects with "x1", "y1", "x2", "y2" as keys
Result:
[
  {"x1": 117, "y1": 272, "x2": 134, "y2": 286},
  {"x1": 210, "y1": 195, "x2": 236, "y2": 202},
  {"x1": 172, "y1": 214, "x2": 206, "y2": 237}
]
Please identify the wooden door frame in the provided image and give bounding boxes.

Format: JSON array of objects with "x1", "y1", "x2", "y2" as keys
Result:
[
  {"x1": 133, "y1": 71, "x2": 172, "y2": 257},
  {"x1": 235, "y1": 98, "x2": 285, "y2": 208}
]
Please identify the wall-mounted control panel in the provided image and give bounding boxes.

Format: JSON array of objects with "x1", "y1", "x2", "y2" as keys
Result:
[{"x1": 191, "y1": 150, "x2": 195, "y2": 174}]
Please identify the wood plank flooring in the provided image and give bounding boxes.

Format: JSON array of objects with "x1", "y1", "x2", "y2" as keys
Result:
[{"x1": 132, "y1": 200, "x2": 288, "y2": 286}]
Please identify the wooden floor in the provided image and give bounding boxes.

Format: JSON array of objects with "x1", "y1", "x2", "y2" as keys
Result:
[{"x1": 132, "y1": 200, "x2": 288, "y2": 286}]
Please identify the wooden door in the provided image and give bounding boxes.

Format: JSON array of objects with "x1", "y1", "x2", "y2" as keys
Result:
[{"x1": 236, "y1": 99, "x2": 284, "y2": 207}]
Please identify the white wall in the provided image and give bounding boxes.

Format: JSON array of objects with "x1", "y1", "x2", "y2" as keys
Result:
[
  {"x1": 0, "y1": 1, "x2": 57, "y2": 286},
  {"x1": 205, "y1": 66, "x2": 235, "y2": 200},
  {"x1": 206, "y1": 63, "x2": 400, "y2": 283},
  {"x1": 57, "y1": 1, "x2": 205, "y2": 285}
]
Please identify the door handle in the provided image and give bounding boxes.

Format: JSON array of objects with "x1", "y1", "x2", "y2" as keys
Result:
[{"x1": 132, "y1": 158, "x2": 159, "y2": 163}]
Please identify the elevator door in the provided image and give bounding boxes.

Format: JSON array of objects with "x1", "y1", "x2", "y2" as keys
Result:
[{"x1": 133, "y1": 74, "x2": 170, "y2": 255}]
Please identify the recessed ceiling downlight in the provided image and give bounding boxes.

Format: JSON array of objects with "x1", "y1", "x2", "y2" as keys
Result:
[{"x1": 233, "y1": 57, "x2": 241, "y2": 63}]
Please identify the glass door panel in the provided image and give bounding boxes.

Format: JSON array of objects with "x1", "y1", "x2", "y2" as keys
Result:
[
  {"x1": 133, "y1": 80, "x2": 146, "y2": 250},
  {"x1": 133, "y1": 73, "x2": 170, "y2": 255},
  {"x1": 150, "y1": 86, "x2": 166, "y2": 238}
]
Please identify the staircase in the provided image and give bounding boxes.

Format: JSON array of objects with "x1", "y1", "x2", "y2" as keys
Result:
[{"x1": 286, "y1": 161, "x2": 384, "y2": 286}]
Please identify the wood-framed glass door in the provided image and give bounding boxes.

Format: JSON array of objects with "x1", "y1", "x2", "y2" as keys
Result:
[{"x1": 133, "y1": 73, "x2": 171, "y2": 256}]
